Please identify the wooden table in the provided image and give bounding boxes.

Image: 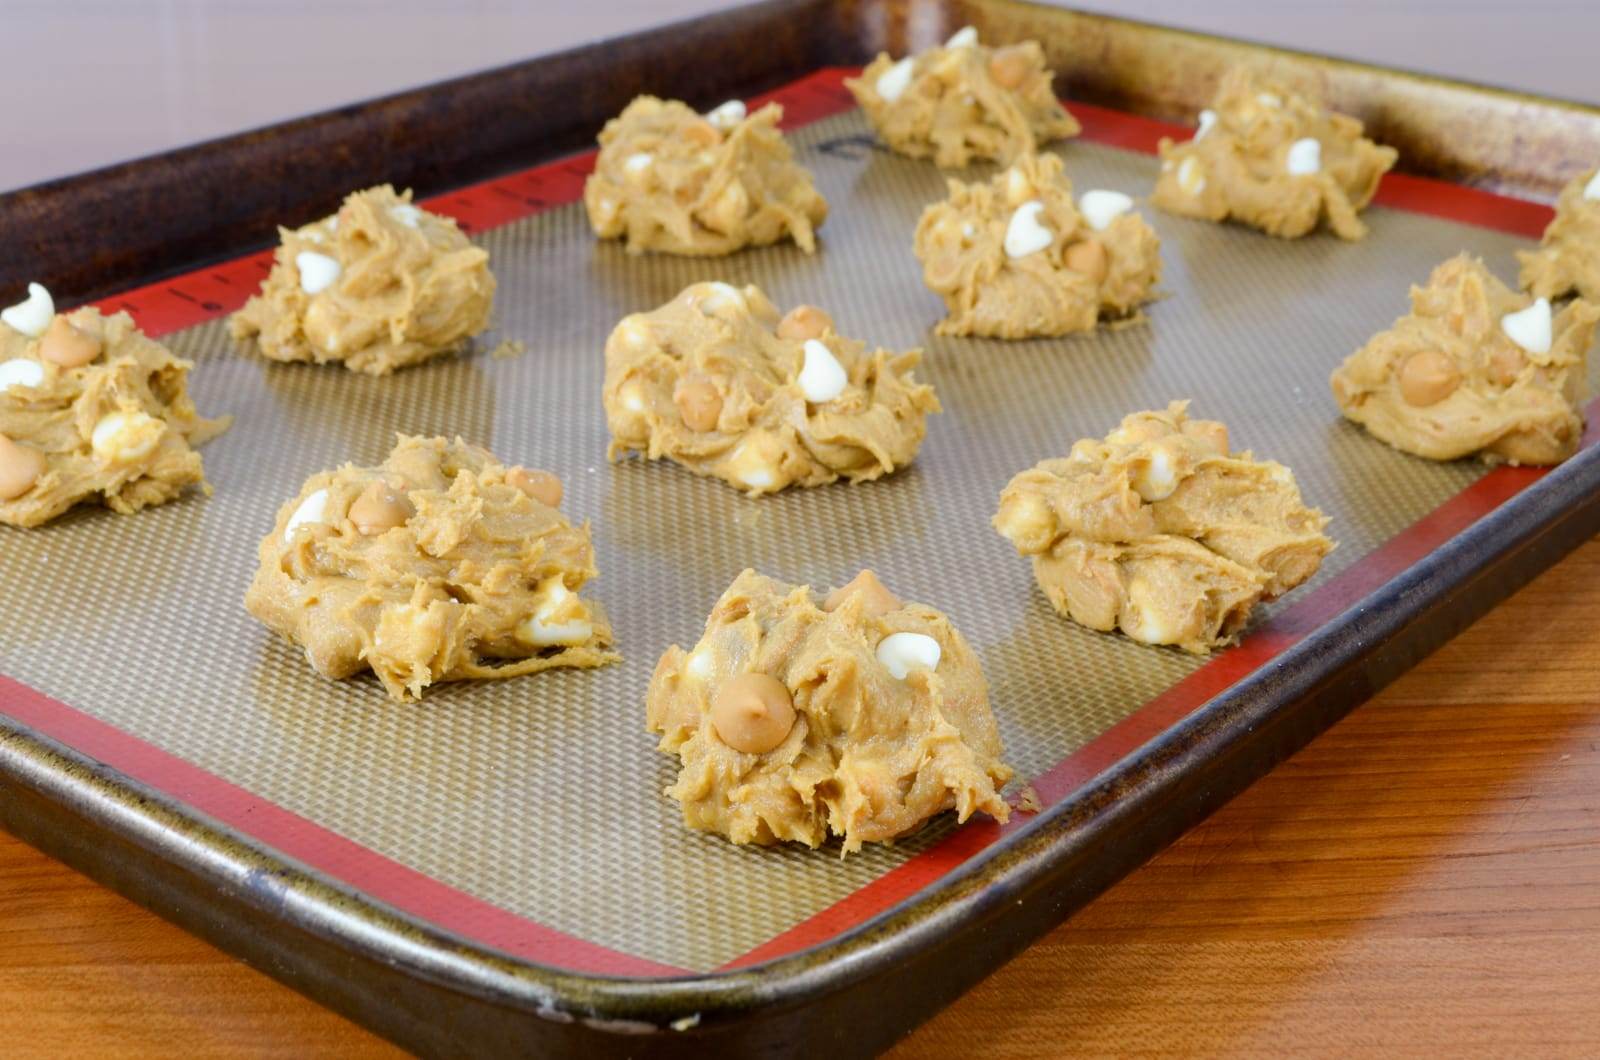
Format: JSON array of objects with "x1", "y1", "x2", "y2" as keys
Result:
[{"x1": 5, "y1": 538, "x2": 1598, "y2": 1056}]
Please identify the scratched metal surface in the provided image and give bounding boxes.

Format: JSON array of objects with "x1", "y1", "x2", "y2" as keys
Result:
[{"x1": 0, "y1": 104, "x2": 1558, "y2": 973}]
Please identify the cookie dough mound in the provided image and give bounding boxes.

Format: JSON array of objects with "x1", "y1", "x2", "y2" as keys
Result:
[
  {"x1": 994, "y1": 402, "x2": 1333, "y2": 654},
  {"x1": 583, "y1": 96, "x2": 828, "y2": 256},
  {"x1": 245, "y1": 435, "x2": 616, "y2": 701},
  {"x1": 846, "y1": 26, "x2": 1079, "y2": 168},
  {"x1": 1152, "y1": 67, "x2": 1397, "y2": 241},
  {"x1": 1518, "y1": 167, "x2": 1600, "y2": 302},
  {"x1": 646, "y1": 568, "x2": 1012, "y2": 852},
  {"x1": 0, "y1": 287, "x2": 228, "y2": 528},
  {"x1": 229, "y1": 185, "x2": 495, "y2": 375},
  {"x1": 1331, "y1": 255, "x2": 1598, "y2": 465},
  {"x1": 602, "y1": 281, "x2": 939, "y2": 495},
  {"x1": 913, "y1": 152, "x2": 1161, "y2": 338}
]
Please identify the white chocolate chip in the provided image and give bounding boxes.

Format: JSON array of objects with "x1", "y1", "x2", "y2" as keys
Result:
[
  {"x1": 615, "y1": 316, "x2": 652, "y2": 352},
  {"x1": 90, "y1": 410, "x2": 162, "y2": 465},
  {"x1": 284, "y1": 487, "x2": 330, "y2": 542},
  {"x1": 1257, "y1": 92, "x2": 1282, "y2": 109},
  {"x1": 729, "y1": 440, "x2": 778, "y2": 490},
  {"x1": 1, "y1": 283, "x2": 54, "y2": 338},
  {"x1": 944, "y1": 25, "x2": 978, "y2": 48},
  {"x1": 327, "y1": 216, "x2": 339, "y2": 233},
  {"x1": 389, "y1": 204, "x2": 423, "y2": 228},
  {"x1": 295, "y1": 251, "x2": 341, "y2": 295},
  {"x1": 1585, "y1": 170, "x2": 1600, "y2": 201},
  {"x1": 1285, "y1": 138, "x2": 1321, "y2": 176},
  {"x1": 1195, "y1": 108, "x2": 1217, "y2": 140},
  {"x1": 623, "y1": 152, "x2": 654, "y2": 184},
  {"x1": 1079, "y1": 189, "x2": 1134, "y2": 232},
  {"x1": 593, "y1": 195, "x2": 621, "y2": 226},
  {"x1": 298, "y1": 228, "x2": 326, "y2": 243},
  {"x1": 798, "y1": 339, "x2": 848, "y2": 403},
  {"x1": 876, "y1": 57, "x2": 914, "y2": 102},
  {"x1": 705, "y1": 99, "x2": 746, "y2": 130},
  {"x1": 1132, "y1": 442, "x2": 1179, "y2": 502},
  {"x1": 1004, "y1": 200, "x2": 1053, "y2": 259},
  {"x1": 876, "y1": 631, "x2": 941, "y2": 679},
  {"x1": 1501, "y1": 297, "x2": 1553, "y2": 355},
  {"x1": 1124, "y1": 577, "x2": 1178, "y2": 645},
  {"x1": 620, "y1": 380, "x2": 646, "y2": 413},
  {"x1": 1177, "y1": 157, "x2": 1206, "y2": 196},
  {"x1": 697, "y1": 282, "x2": 746, "y2": 318},
  {"x1": 0, "y1": 358, "x2": 45, "y2": 394},
  {"x1": 1004, "y1": 166, "x2": 1032, "y2": 205},
  {"x1": 517, "y1": 576, "x2": 594, "y2": 647},
  {"x1": 961, "y1": 222, "x2": 976, "y2": 240},
  {"x1": 686, "y1": 646, "x2": 714, "y2": 679}
]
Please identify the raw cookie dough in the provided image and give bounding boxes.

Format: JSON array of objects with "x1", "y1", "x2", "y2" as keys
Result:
[
  {"x1": 646, "y1": 568, "x2": 1012, "y2": 852},
  {"x1": 994, "y1": 402, "x2": 1333, "y2": 654},
  {"x1": 1518, "y1": 167, "x2": 1600, "y2": 302},
  {"x1": 913, "y1": 152, "x2": 1161, "y2": 338},
  {"x1": 1331, "y1": 254, "x2": 1599, "y2": 465},
  {"x1": 602, "y1": 281, "x2": 939, "y2": 495},
  {"x1": 1152, "y1": 67, "x2": 1397, "y2": 241},
  {"x1": 245, "y1": 435, "x2": 617, "y2": 701},
  {"x1": 229, "y1": 185, "x2": 495, "y2": 375},
  {"x1": 0, "y1": 285, "x2": 228, "y2": 528},
  {"x1": 583, "y1": 96, "x2": 828, "y2": 256},
  {"x1": 846, "y1": 26, "x2": 1079, "y2": 168}
]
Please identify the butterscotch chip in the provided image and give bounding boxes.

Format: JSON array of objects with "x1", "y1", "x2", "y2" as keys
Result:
[
  {"x1": 1331, "y1": 254, "x2": 1598, "y2": 465},
  {"x1": 709, "y1": 672, "x2": 796, "y2": 754},
  {"x1": 244, "y1": 435, "x2": 616, "y2": 702},
  {"x1": 822, "y1": 569, "x2": 902, "y2": 617},
  {"x1": 508, "y1": 467, "x2": 563, "y2": 508},
  {"x1": 0, "y1": 434, "x2": 46, "y2": 501},
  {"x1": 1151, "y1": 66, "x2": 1397, "y2": 240},
  {"x1": 775, "y1": 304, "x2": 833, "y2": 342},
  {"x1": 229, "y1": 184, "x2": 495, "y2": 375},
  {"x1": 994, "y1": 402, "x2": 1334, "y2": 654},
  {"x1": 647, "y1": 569, "x2": 1011, "y2": 852},
  {"x1": 914, "y1": 153, "x2": 1161, "y2": 339},
  {"x1": 846, "y1": 33, "x2": 1079, "y2": 167},
  {"x1": 603, "y1": 282, "x2": 939, "y2": 496},
  {"x1": 38, "y1": 315, "x2": 101, "y2": 368},
  {"x1": 583, "y1": 96, "x2": 827, "y2": 256},
  {"x1": 0, "y1": 301, "x2": 227, "y2": 528}
]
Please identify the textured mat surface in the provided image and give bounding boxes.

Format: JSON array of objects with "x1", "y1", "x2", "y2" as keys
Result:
[{"x1": 0, "y1": 104, "x2": 1556, "y2": 973}]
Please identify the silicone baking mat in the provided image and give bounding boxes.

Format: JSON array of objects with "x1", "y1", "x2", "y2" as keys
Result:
[{"x1": 0, "y1": 69, "x2": 1582, "y2": 976}]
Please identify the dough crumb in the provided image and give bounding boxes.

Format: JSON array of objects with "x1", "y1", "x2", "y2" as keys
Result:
[
  {"x1": 914, "y1": 152, "x2": 1162, "y2": 338},
  {"x1": 583, "y1": 96, "x2": 827, "y2": 256},
  {"x1": 1332, "y1": 254, "x2": 1598, "y2": 465},
  {"x1": 602, "y1": 282, "x2": 939, "y2": 495},
  {"x1": 229, "y1": 185, "x2": 495, "y2": 375},
  {"x1": 244, "y1": 435, "x2": 617, "y2": 701},
  {"x1": 994, "y1": 402, "x2": 1334, "y2": 654},
  {"x1": 646, "y1": 569, "x2": 1012, "y2": 853},
  {"x1": 1152, "y1": 66, "x2": 1397, "y2": 240},
  {"x1": 1017, "y1": 785, "x2": 1043, "y2": 814},
  {"x1": 846, "y1": 33, "x2": 1079, "y2": 167},
  {"x1": 1518, "y1": 166, "x2": 1600, "y2": 302},
  {"x1": 489, "y1": 338, "x2": 527, "y2": 360},
  {"x1": 0, "y1": 298, "x2": 228, "y2": 528}
]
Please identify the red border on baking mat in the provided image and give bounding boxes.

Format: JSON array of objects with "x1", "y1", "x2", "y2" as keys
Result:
[{"x1": 0, "y1": 67, "x2": 1568, "y2": 978}]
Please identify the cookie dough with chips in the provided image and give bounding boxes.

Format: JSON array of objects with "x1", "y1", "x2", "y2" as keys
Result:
[
  {"x1": 583, "y1": 96, "x2": 828, "y2": 256},
  {"x1": 1152, "y1": 67, "x2": 1397, "y2": 241},
  {"x1": 846, "y1": 26, "x2": 1079, "y2": 168},
  {"x1": 914, "y1": 152, "x2": 1161, "y2": 338},
  {"x1": 646, "y1": 568, "x2": 1012, "y2": 852},
  {"x1": 994, "y1": 402, "x2": 1334, "y2": 654},
  {"x1": 1332, "y1": 255, "x2": 1598, "y2": 465},
  {"x1": 229, "y1": 185, "x2": 495, "y2": 375},
  {"x1": 245, "y1": 435, "x2": 616, "y2": 702},
  {"x1": 0, "y1": 285, "x2": 229, "y2": 528},
  {"x1": 1518, "y1": 167, "x2": 1600, "y2": 302},
  {"x1": 603, "y1": 281, "x2": 939, "y2": 495}
]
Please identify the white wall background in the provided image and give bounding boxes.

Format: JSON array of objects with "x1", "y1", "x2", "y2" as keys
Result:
[{"x1": 3, "y1": 1, "x2": 1595, "y2": 191}]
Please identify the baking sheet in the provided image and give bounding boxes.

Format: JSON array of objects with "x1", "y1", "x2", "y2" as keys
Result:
[{"x1": 0, "y1": 101, "x2": 1554, "y2": 973}]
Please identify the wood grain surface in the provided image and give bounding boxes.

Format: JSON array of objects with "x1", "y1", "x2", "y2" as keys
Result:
[{"x1": 3, "y1": 538, "x2": 1597, "y2": 1057}]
